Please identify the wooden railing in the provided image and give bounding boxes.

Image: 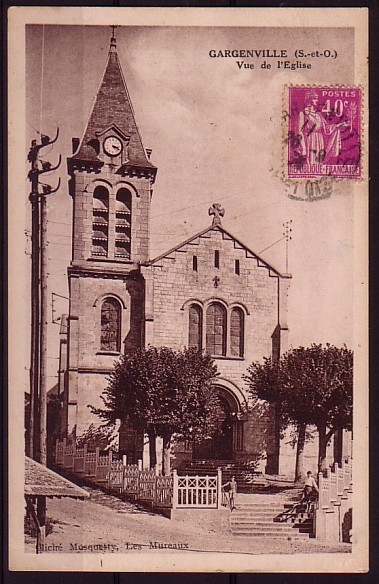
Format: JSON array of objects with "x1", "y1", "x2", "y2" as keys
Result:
[
  {"x1": 73, "y1": 446, "x2": 86, "y2": 474},
  {"x1": 138, "y1": 469, "x2": 157, "y2": 501},
  {"x1": 54, "y1": 439, "x2": 223, "y2": 511},
  {"x1": 108, "y1": 460, "x2": 124, "y2": 493},
  {"x1": 155, "y1": 475, "x2": 173, "y2": 508},
  {"x1": 123, "y1": 463, "x2": 140, "y2": 496},
  {"x1": 84, "y1": 450, "x2": 97, "y2": 478},
  {"x1": 96, "y1": 451, "x2": 113, "y2": 484},
  {"x1": 173, "y1": 469, "x2": 222, "y2": 509}
]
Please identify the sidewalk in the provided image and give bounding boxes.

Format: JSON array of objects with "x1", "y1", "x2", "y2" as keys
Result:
[{"x1": 25, "y1": 485, "x2": 351, "y2": 555}]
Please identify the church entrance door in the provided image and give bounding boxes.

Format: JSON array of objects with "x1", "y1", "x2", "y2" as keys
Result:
[{"x1": 193, "y1": 394, "x2": 233, "y2": 460}]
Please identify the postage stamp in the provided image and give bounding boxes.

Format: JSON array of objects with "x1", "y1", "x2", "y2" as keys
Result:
[{"x1": 287, "y1": 86, "x2": 362, "y2": 179}]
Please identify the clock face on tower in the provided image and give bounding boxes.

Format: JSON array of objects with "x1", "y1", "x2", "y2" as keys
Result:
[{"x1": 103, "y1": 136, "x2": 123, "y2": 156}]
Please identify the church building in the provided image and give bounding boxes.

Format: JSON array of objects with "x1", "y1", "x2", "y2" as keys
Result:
[{"x1": 58, "y1": 33, "x2": 292, "y2": 475}]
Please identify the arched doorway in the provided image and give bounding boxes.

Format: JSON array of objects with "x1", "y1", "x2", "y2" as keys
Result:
[{"x1": 193, "y1": 392, "x2": 234, "y2": 461}]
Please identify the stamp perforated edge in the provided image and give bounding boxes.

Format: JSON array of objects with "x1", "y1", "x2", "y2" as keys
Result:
[{"x1": 280, "y1": 84, "x2": 365, "y2": 185}]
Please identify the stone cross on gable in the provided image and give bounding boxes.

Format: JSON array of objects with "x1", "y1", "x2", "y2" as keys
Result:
[{"x1": 209, "y1": 203, "x2": 225, "y2": 226}]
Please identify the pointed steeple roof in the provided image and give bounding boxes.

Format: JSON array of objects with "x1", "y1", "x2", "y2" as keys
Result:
[{"x1": 70, "y1": 36, "x2": 155, "y2": 171}]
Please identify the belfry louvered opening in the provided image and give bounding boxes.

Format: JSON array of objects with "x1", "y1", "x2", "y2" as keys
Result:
[
  {"x1": 115, "y1": 188, "x2": 132, "y2": 259},
  {"x1": 92, "y1": 186, "x2": 109, "y2": 257}
]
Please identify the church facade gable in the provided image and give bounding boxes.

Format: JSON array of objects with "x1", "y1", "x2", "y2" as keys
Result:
[
  {"x1": 148, "y1": 224, "x2": 287, "y2": 364},
  {"x1": 145, "y1": 221, "x2": 291, "y2": 469}
]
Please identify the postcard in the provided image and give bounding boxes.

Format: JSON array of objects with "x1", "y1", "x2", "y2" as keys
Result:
[{"x1": 8, "y1": 6, "x2": 368, "y2": 572}]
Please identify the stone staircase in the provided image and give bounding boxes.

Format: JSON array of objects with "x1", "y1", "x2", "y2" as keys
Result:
[
  {"x1": 230, "y1": 492, "x2": 315, "y2": 539},
  {"x1": 179, "y1": 460, "x2": 268, "y2": 492}
]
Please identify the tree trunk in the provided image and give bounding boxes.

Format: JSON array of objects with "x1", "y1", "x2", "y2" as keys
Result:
[
  {"x1": 318, "y1": 422, "x2": 328, "y2": 472},
  {"x1": 295, "y1": 423, "x2": 306, "y2": 483},
  {"x1": 162, "y1": 433, "x2": 171, "y2": 476},
  {"x1": 333, "y1": 429, "x2": 343, "y2": 465},
  {"x1": 147, "y1": 429, "x2": 157, "y2": 470}
]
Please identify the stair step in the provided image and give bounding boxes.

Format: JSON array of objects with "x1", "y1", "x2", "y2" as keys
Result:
[
  {"x1": 232, "y1": 523, "x2": 312, "y2": 533},
  {"x1": 232, "y1": 518, "x2": 279, "y2": 523},
  {"x1": 235, "y1": 503, "x2": 287, "y2": 507},
  {"x1": 232, "y1": 522, "x2": 297, "y2": 529},
  {"x1": 231, "y1": 531, "x2": 310, "y2": 539},
  {"x1": 273, "y1": 517, "x2": 312, "y2": 524},
  {"x1": 233, "y1": 511, "x2": 285, "y2": 517},
  {"x1": 234, "y1": 511, "x2": 290, "y2": 515},
  {"x1": 232, "y1": 524, "x2": 309, "y2": 531},
  {"x1": 230, "y1": 496, "x2": 314, "y2": 539}
]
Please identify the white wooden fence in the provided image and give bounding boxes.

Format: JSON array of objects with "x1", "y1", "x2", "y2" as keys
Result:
[
  {"x1": 173, "y1": 471, "x2": 222, "y2": 509},
  {"x1": 54, "y1": 439, "x2": 224, "y2": 511}
]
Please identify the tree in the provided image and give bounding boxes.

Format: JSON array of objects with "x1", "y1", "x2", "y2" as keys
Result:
[
  {"x1": 91, "y1": 347, "x2": 220, "y2": 475},
  {"x1": 244, "y1": 357, "x2": 300, "y2": 477},
  {"x1": 245, "y1": 344, "x2": 353, "y2": 479},
  {"x1": 285, "y1": 345, "x2": 353, "y2": 472}
]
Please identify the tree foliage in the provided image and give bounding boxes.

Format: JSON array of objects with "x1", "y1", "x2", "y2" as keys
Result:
[
  {"x1": 92, "y1": 346, "x2": 220, "y2": 445},
  {"x1": 281, "y1": 344, "x2": 353, "y2": 433},
  {"x1": 244, "y1": 356, "x2": 289, "y2": 431},
  {"x1": 245, "y1": 344, "x2": 353, "y2": 472},
  {"x1": 76, "y1": 423, "x2": 119, "y2": 452}
]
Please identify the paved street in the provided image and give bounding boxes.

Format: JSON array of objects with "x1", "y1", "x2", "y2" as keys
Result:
[{"x1": 25, "y1": 486, "x2": 351, "y2": 556}]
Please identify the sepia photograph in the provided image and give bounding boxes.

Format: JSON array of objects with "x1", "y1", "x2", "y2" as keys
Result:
[{"x1": 8, "y1": 7, "x2": 368, "y2": 572}]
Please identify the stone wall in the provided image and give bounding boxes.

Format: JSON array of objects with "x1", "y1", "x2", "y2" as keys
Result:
[
  {"x1": 148, "y1": 227, "x2": 288, "y2": 465},
  {"x1": 150, "y1": 228, "x2": 280, "y2": 367},
  {"x1": 66, "y1": 271, "x2": 144, "y2": 435}
]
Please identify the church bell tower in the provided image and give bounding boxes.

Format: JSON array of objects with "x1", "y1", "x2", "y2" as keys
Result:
[
  {"x1": 64, "y1": 30, "x2": 157, "y2": 436},
  {"x1": 68, "y1": 31, "x2": 156, "y2": 264}
]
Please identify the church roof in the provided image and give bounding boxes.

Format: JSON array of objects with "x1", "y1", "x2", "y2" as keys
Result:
[
  {"x1": 69, "y1": 42, "x2": 155, "y2": 170},
  {"x1": 149, "y1": 221, "x2": 291, "y2": 279}
]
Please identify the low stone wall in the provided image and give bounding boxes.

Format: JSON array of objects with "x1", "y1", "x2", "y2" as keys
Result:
[{"x1": 314, "y1": 458, "x2": 353, "y2": 543}]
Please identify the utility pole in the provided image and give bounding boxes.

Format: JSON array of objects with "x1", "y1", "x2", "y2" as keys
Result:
[
  {"x1": 28, "y1": 146, "x2": 41, "y2": 459},
  {"x1": 27, "y1": 130, "x2": 61, "y2": 463},
  {"x1": 39, "y1": 193, "x2": 48, "y2": 464},
  {"x1": 282, "y1": 220, "x2": 293, "y2": 274}
]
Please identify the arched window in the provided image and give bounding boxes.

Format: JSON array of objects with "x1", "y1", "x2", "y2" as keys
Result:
[
  {"x1": 115, "y1": 188, "x2": 132, "y2": 259},
  {"x1": 206, "y1": 303, "x2": 226, "y2": 356},
  {"x1": 230, "y1": 308, "x2": 244, "y2": 357},
  {"x1": 100, "y1": 298, "x2": 121, "y2": 352},
  {"x1": 92, "y1": 186, "x2": 109, "y2": 257},
  {"x1": 188, "y1": 304, "x2": 202, "y2": 351}
]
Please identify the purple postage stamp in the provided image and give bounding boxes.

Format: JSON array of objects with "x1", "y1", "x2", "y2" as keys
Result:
[{"x1": 287, "y1": 86, "x2": 362, "y2": 179}]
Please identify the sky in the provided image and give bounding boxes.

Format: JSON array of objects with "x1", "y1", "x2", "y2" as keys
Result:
[{"x1": 24, "y1": 24, "x2": 358, "y2": 383}]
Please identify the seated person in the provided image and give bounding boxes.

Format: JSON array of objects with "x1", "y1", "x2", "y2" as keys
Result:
[{"x1": 301, "y1": 471, "x2": 319, "y2": 507}]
